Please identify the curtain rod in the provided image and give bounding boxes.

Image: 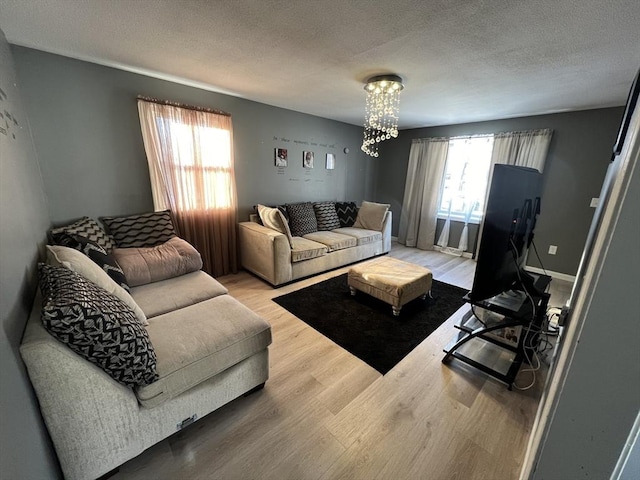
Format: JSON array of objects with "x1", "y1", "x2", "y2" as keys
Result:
[
  {"x1": 413, "y1": 128, "x2": 551, "y2": 143},
  {"x1": 495, "y1": 128, "x2": 552, "y2": 137},
  {"x1": 137, "y1": 95, "x2": 231, "y2": 117}
]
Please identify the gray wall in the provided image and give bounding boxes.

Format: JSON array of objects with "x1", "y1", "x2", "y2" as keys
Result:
[
  {"x1": 377, "y1": 108, "x2": 624, "y2": 274},
  {"x1": 11, "y1": 46, "x2": 374, "y2": 225},
  {"x1": 0, "y1": 31, "x2": 61, "y2": 478},
  {"x1": 533, "y1": 115, "x2": 640, "y2": 479}
]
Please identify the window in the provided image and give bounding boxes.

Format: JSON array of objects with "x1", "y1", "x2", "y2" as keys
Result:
[
  {"x1": 437, "y1": 135, "x2": 494, "y2": 223},
  {"x1": 161, "y1": 120, "x2": 233, "y2": 211}
]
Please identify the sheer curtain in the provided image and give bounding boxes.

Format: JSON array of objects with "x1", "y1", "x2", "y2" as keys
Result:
[
  {"x1": 491, "y1": 128, "x2": 553, "y2": 172},
  {"x1": 475, "y1": 128, "x2": 553, "y2": 257},
  {"x1": 137, "y1": 98, "x2": 238, "y2": 277},
  {"x1": 436, "y1": 201, "x2": 452, "y2": 248},
  {"x1": 398, "y1": 138, "x2": 449, "y2": 250}
]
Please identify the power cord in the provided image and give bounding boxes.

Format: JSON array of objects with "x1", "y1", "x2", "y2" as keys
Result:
[{"x1": 531, "y1": 240, "x2": 548, "y2": 277}]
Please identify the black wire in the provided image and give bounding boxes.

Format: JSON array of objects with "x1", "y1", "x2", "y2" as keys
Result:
[{"x1": 531, "y1": 240, "x2": 548, "y2": 276}]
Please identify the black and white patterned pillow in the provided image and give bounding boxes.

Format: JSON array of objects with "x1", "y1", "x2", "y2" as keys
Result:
[
  {"x1": 335, "y1": 202, "x2": 359, "y2": 227},
  {"x1": 286, "y1": 202, "x2": 318, "y2": 237},
  {"x1": 313, "y1": 202, "x2": 341, "y2": 231},
  {"x1": 49, "y1": 217, "x2": 116, "y2": 253},
  {"x1": 38, "y1": 264, "x2": 158, "y2": 387},
  {"x1": 54, "y1": 232, "x2": 130, "y2": 292},
  {"x1": 101, "y1": 210, "x2": 176, "y2": 248}
]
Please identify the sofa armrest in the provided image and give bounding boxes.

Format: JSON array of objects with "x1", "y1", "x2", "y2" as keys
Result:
[
  {"x1": 20, "y1": 296, "x2": 142, "y2": 480},
  {"x1": 238, "y1": 221, "x2": 292, "y2": 285},
  {"x1": 381, "y1": 210, "x2": 392, "y2": 253}
]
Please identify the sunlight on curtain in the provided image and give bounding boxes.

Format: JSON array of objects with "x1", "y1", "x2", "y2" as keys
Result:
[{"x1": 137, "y1": 99, "x2": 238, "y2": 277}]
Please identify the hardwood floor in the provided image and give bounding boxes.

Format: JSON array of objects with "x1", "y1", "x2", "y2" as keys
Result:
[{"x1": 113, "y1": 242, "x2": 572, "y2": 480}]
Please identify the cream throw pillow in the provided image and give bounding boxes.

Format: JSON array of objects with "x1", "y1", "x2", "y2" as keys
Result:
[
  {"x1": 257, "y1": 204, "x2": 294, "y2": 247},
  {"x1": 46, "y1": 245, "x2": 148, "y2": 326},
  {"x1": 353, "y1": 201, "x2": 390, "y2": 231}
]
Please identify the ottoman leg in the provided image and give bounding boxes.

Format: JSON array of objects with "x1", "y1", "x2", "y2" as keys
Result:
[
  {"x1": 349, "y1": 286, "x2": 357, "y2": 296},
  {"x1": 392, "y1": 306, "x2": 401, "y2": 317}
]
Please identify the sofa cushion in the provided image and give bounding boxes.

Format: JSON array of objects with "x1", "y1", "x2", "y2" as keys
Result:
[
  {"x1": 257, "y1": 204, "x2": 294, "y2": 247},
  {"x1": 335, "y1": 202, "x2": 358, "y2": 227},
  {"x1": 53, "y1": 232, "x2": 130, "y2": 292},
  {"x1": 101, "y1": 210, "x2": 176, "y2": 248},
  {"x1": 46, "y1": 245, "x2": 148, "y2": 326},
  {"x1": 303, "y1": 231, "x2": 357, "y2": 252},
  {"x1": 313, "y1": 202, "x2": 341, "y2": 231},
  {"x1": 353, "y1": 201, "x2": 390, "y2": 231},
  {"x1": 112, "y1": 237, "x2": 203, "y2": 287},
  {"x1": 286, "y1": 202, "x2": 318, "y2": 237},
  {"x1": 130, "y1": 270, "x2": 228, "y2": 319},
  {"x1": 290, "y1": 237, "x2": 328, "y2": 263},
  {"x1": 135, "y1": 295, "x2": 272, "y2": 408},
  {"x1": 49, "y1": 216, "x2": 116, "y2": 253},
  {"x1": 38, "y1": 264, "x2": 158, "y2": 387},
  {"x1": 332, "y1": 227, "x2": 382, "y2": 246}
]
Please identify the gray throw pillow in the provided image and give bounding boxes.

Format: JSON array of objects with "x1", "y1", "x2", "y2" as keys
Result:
[
  {"x1": 313, "y1": 202, "x2": 341, "y2": 230},
  {"x1": 101, "y1": 210, "x2": 176, "y2": 248},
  {"x1": 335, "y1": 202, "x2": 358, "y2": 227},
  {"x1": 38, "y1": 264, "x2": 158, "y2": 387},
  {"x1": 286, "y1": 202, "x2": 318, "y2": 237},
  {"x1": 49, "y1": 216, "x2": 116, "y2": 253}
]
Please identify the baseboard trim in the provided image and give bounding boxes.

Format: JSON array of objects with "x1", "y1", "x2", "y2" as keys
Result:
[{"x1": 524, "y1": 266, "x2": 576, "y2": 283}]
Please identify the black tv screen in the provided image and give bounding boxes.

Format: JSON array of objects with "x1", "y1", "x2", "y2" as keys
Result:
[{"x1": 468, "y1": 164, "x2": 543, "y2": 303}]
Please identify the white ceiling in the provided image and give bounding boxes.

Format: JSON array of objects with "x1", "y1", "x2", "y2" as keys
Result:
[{"x1": 1, "y1": 0, "x2": 639, "y2": 129}]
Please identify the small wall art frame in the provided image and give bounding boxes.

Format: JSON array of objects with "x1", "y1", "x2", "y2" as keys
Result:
[
  {"x1": 303, "y1": 151, "x2": 314, "y2": 169},
  {"x1": 275, "y1": 148, "x2": 288, "y2": 167},
  {"x1": 326, "y1": 153, "x2": 335, "y2": 170}
]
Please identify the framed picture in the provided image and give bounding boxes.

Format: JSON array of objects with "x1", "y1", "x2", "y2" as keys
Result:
[
  {"x1": 326, "y1": 153, "x2": 335, "y2": 170},
  {"x1": 275, "y1": 148, "x2": 288, "y2": 167},
  {"x1": 303, "y1": 151, "x2": 314, "y2": 169}
]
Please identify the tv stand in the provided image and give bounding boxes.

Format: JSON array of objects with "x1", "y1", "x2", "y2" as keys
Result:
[{"x1": 442, "y1": 275, "x2": 551, "y2": 390}]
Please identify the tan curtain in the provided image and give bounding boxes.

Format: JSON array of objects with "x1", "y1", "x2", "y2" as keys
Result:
[
  {"x1": 137, "y1": 98, "x2": 238, "y2": 277},
  {"x1": 398, "y1": 138, "x2": 449, "y2": 250},
  {"x1": 475, "y1": 128, "x2": 553, "y2": 258}
]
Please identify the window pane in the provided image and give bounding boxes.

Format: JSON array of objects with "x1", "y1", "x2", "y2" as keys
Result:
[
  {"x1": 200, "y1": 127, "x2": 231, "y2": 168},
  {"x1": 438, "y1": 136, "x2": 494, "y2": 222},
  {"x1": 168, "y1": 122, "x2": 233, "y2": 211},
  {"x1": 170, "y1": 122, "x2": 195, "y2": 166}
]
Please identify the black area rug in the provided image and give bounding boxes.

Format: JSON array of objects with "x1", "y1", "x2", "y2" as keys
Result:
[{"x1": 273, "y1": 273, "x2": 469, "y2": 374}]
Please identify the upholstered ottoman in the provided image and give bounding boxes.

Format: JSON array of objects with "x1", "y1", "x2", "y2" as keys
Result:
[{"x1": 348, "y1": 256, "x2": 433, "y2": 316}]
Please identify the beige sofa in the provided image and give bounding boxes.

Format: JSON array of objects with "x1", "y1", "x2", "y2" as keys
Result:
[
  {"x1": 239, "y1": 205, "x2": 392, "y2": 287},
  {"x1": 20, "y1": 231, "x2": 272, "y2": 480}
]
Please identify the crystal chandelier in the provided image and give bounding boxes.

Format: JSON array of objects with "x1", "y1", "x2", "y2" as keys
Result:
[{"x1": 361, "y1": 74, "x2": 404, "y2": 157}]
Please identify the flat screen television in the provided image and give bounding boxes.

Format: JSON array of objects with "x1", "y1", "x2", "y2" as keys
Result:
[{"x1": 468, "y1": 164, "x2": 543, "y2": 304}]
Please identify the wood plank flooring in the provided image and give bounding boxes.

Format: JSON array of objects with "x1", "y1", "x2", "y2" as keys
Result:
[{"x1": 113, "y1": 242, "x2": 572, "y2": 480}]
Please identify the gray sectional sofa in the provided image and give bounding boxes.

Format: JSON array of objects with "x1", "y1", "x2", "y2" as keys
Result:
[
  {"x1": 20, "y1": 214, "x2": 272, "y2": 480},
  {"x1": 239, "y1": 201, "x2": 392, "y2": 286}
]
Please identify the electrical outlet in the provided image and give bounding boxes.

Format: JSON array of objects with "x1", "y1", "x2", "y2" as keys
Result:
[
  {"x1": 590, "y1": 197, "x2": 600, "y2": 208},
  {"x1": 548, "y1": 245, "x2": 558, "y2": 255}
]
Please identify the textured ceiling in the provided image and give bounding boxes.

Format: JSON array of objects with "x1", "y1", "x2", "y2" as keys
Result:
[{"x1": 1, "y1": 0, "x2": 639, "y2": 128}]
